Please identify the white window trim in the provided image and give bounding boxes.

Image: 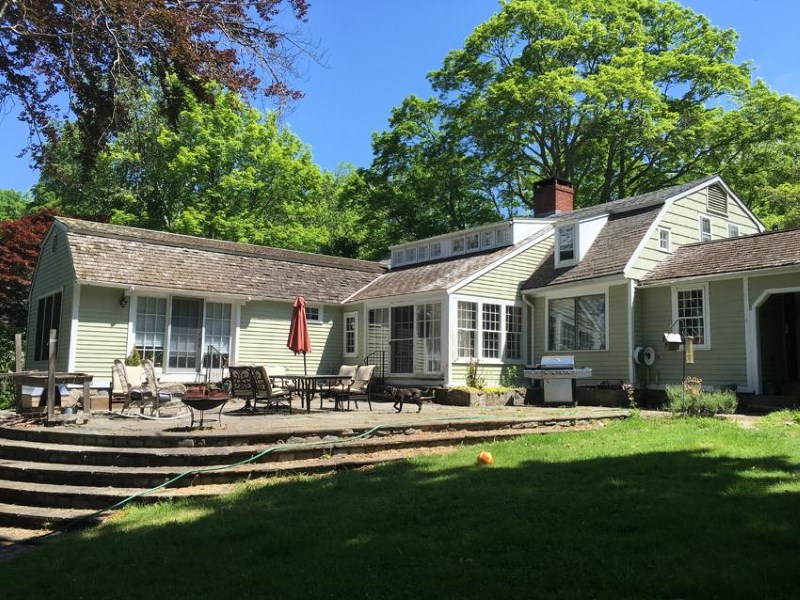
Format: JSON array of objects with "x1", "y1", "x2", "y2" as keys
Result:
[
  {"x1": 343, "y1": 311, "x2": 358, "y2": 357},
  {"x1": 671, "y1": 283, "x2": 711, "y2": 350},
  {"x1": 555, "y1": 223, "x2": 578, "y2": 268},
  {"x1": 698, "y1": 214, "x2": 712, "y2": 242},
  {"x1": 544, "y1": 290, "x2": 609, "y2": 353},
  {"x1": 727, "y1": 223, "x2": 740, "y2": 238},
  {"x1": 305, "y1": 304, "x2": 324, "y2": 324},
  {"x1": 452, "y1": 295, "x2": 526, "y2": 365},
  {"x1": 657, "y1": 226, "x2": 672, "y2": 253}
]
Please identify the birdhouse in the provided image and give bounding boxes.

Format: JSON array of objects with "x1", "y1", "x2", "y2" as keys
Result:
[{"x1": 663, "y1": 332, "x2": 683, "y2": 351}]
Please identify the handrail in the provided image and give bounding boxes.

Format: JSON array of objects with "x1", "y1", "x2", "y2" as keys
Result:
[
  {"x1": 204, "y1": 345, "x2": 227, "y2": 385},
  {"x1": 363, "y1": 349, "x2": 386, "y2": 389}
]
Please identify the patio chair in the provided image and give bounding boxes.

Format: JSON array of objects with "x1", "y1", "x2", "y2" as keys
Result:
[
  {"x1": 141, "y1": 359, "x2": 188, "y2": 417},
  {"x1": 112, "y1": 359, "x2": 156, "y2": 415},
  {"x1": 318, "y1": 364, "x2": 357, "y2": 406},
  {"x1": 334, "y1": 364, "x2": 375, "y2": 411},
  {"x1": 228, "y1": 366, "x2": 290, "y2": 412}
]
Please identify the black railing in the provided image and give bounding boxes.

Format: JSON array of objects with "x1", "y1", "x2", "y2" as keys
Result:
[
  {"x1": 363, "y1": 349, "x2": 386, "y2": 389},
  {"x1": 203, "y1": 345, "x2": 227, "y2": 385}
]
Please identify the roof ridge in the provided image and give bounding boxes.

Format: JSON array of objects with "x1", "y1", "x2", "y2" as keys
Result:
[{"x1": 57, "y1": 217, "x2": 387, "y2": 274}]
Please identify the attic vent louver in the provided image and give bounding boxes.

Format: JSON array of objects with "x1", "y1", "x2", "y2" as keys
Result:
[{"x1": 707, "y1": 184, "x2": 728, "y2": 216}]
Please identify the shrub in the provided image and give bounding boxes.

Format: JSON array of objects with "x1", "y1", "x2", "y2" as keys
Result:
[
  {"x1": 0, "y1": 326, "x2": 20, "y2": 410},
  {"x1": 125, "y1": 346, "x2": 142, "y2": 366},
  {"x1": 465, "y1": 359, "x2": 484, "y2": 389},
  {"x1": 666, "y1": 384, "x2": 738, "y2": 416}
]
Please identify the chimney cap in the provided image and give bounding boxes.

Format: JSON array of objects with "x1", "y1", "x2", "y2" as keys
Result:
[{"x1": 534, "y1": 177, "x2": 573, "y2": 190}]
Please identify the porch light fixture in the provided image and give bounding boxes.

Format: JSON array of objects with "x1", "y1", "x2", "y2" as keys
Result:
[{"x1": 119, "y1": 290, "x2": 130, "y2": 308}]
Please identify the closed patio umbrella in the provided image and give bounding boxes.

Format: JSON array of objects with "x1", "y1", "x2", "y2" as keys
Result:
[{"x1": 287, "y1": 296, "x2": 312, "y2": 375}]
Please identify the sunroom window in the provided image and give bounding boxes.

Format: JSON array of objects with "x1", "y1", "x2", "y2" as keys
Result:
[
  {"x1": 457, "y1": 299, "x2": 524, "y2": 361},
  {"x1": 369, "y1": 304, "x2": 442, "y2": 375}
]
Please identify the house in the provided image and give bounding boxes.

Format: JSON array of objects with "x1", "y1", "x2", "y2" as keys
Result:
[{"x1": 26, "y1": 176, "x2": 800, "y2": 397}]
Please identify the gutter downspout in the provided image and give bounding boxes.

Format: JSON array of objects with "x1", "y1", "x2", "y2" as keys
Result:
[
  {"x1": 627, "y1": 279, "x2": 636, "y2": 386},
  {"x1": 522, "y1": 293, "x2": 537, "y2": 368}
]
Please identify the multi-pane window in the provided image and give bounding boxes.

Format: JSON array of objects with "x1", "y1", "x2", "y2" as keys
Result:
[
  {"x1": 452, "y1": 237, "x2": 465, "y2": 254},
  {"x1": 305, "y1": 305, "x2": 322, "y2": 323},
  {"x1": 557, "y1": 224, "x2": 576, "y2": 263},
  {"x1": 405, "y1": 247, "x2": 417, "y2": 263},
  {"x1": 466, "y1": 232, "x2": 480, "y2": 251},
  {"x1": 481, "y1": 230, "x2": 494, "y2": 248},
  {"x1": 390, "y1": 306, "x2": 414, "y2": 373},
  {"x1": 727, "y1": 223, "x2": 740, "y2": 238},
  {"x1": 367, "y1": 308, "x2": 390, "y2": 374},
  {"x1": 135, "y1": 297, "x2": 167, "y2": 366},
  {"x1": 415, "y1": 304, "x2": 441, "y2": 373},
  {"x1": 417, "y1": 244, "x2": 429, "y2": 262},
  {"x1": 676, "y1": 287, "x2": 706, "y2": 346},
  {"x1": 505, "y1": 306, "x2": 523, "y2": 360},
  {"x1": 457, "y1": 301, "x2": 478, "y2": 358},
  {"x1": 481, "y1": 304, "x2": 502, "y2": 359},
  {"x1": 430, "y1": 242, "x2": 442, "y2": 259},
  {"x1": 34, "y1": 291, "x2": 62, "y2": 361},
  {"x1": 658, "y1": 227, "x2": 671, "y2": 252},
  {"x1": 344, "y1": 312, "x2": 357, "y2": 356},
  {"x1": 547, "y1": 294, "x2": 606, "y2": 351},
  {"x1": 699, "y1": 215, "x2": 712, "y2": 242},
  {"x1": 204, "y1": 302, "x2": 231, "y2": 368},
  {"x1": 496, "y1": 227, "x2": 511, "y2": 245}
]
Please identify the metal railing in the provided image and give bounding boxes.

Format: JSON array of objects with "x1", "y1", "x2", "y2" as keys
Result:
[
  {"x1": 203, "y1": 345, "x2": 227, "y2": 385},
  {"x1": 363, "y1": 349, "x2": 386, "y2": 390}
]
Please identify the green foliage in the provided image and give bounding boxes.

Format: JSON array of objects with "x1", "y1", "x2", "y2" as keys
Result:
[
  {"x1": 0, "y1": 326, "x2": 19, "y2": 409},
  {"x1": 125, "y1": 346, "x2": 142, "y2": 367},
  {"x1": 34, "y1": 79, "x2": 352, "y2": 255},
  {"x1": 0, "y1": 189, "x2": 27, "y2": 222},
  {"x1": 665, "y1": 385, "x2": 738, "y2": 416},
  {"x1": 465, "y1": 359, "x2": 485, "y2": 389},
  {"x1": 499, "y1": 365, "x2": 522, "y2": 388}
]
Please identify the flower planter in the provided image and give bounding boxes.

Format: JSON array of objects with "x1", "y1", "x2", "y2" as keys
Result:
[{"x1": 434, "y1": 387, "x2": 525, "y2": 407}]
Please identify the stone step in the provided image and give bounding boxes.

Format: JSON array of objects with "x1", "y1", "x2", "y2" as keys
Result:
[
  {"x1": 0, "y1": 501, "x2": 104, "y2": 530},
  {"x1": 0, "y1": 423, "x2": 559, "y2": 468}
]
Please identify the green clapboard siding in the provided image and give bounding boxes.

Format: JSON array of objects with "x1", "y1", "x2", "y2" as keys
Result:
[
  {"x1": 637, "y1": 280, "x2": 747, "y2": 390},
  {"x1": 748, "y1": 272, "x2": 800, "y2": 308},
  {"x1": 73, "y1": 285, "x2": 131, "y2": 379},
  {"x1": 450, "y1": 362, "x2": 526, "y2": 388},
  {"x1": 26, "y1": 227, "x2": 75, "y2": 372},
  {"x1": 532, "y1": 284, "x2": 629, "y2": 384},
  {"x1": 457, "y1": 238, "x2": 553, "y2": 300},
  {"x1": 238, "y1": 301, "x2": 344, "y2": 374},
  {"x1": 630, "y1": 187, "x2": 761, "y2": 280}
]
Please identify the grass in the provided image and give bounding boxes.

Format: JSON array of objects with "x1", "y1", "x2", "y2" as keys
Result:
[{"x1": 3, "y1": 415, "x2": 800, "y2": 599}]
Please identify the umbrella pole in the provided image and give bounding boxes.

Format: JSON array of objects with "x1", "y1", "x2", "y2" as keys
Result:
[{"x1": 303, "y1": 352, "x2": 307, "y2": 377}]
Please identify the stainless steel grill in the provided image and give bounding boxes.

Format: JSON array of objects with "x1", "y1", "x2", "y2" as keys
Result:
[{"x1": 524, "y1": 356, "x2": 592, "y2": 405}]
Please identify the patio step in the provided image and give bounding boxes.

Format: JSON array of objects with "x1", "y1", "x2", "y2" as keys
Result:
[{"x1": 0, "y1": 502, "x2": 105, "y2": 530}]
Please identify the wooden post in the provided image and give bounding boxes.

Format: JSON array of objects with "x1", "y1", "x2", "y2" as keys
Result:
[
  {"x1": 14, "y1": 333, "x2": 22, "y2": 411},
  {"x1": 46, "y1": 329, "x2": 57, "y2": 423}
]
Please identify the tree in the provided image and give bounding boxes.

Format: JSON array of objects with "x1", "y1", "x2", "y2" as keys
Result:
[
  {"x1": 0, "y1": 0, "x2": 311, "y2": 166},
  {"x1": 0, "y1": 209, "x2": 55, "y2": 329},
  {"x1": 34, "y1": 79, "x2": 340, "y2": 253},
  {"x1": 0, "y1": 189, "x2": 26, "y2": 221}
]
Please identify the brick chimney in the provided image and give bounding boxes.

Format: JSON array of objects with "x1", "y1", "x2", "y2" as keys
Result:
[{"x1": 533, "y1": 178, "x2": 574, "y2": 217}]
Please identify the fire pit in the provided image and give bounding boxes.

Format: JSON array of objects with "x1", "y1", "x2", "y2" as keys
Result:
[{"x1": 181, "y1": 387, "x2": 229, "y2": 428}]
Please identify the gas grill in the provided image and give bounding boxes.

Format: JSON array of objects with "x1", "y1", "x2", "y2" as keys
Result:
[{"x1": 523, "y1": 356, "x2": 593, "y2": 405}]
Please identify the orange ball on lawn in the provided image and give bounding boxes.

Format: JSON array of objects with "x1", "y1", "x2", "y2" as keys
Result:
[{"x1": 477, "y1": 451, "x2": 494, "y2": 465}]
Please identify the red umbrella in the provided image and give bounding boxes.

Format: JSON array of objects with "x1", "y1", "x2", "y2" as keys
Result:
[{"x1": 287, "y1": 296, "x2": 312, "y2": 375}]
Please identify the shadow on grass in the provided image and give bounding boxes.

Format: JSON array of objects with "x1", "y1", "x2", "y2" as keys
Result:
[{"x1": 3, "y1": 425, "x2": 800, "y2": 599}]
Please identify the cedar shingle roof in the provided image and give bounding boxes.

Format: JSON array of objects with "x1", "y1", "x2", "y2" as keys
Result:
[
  {"x1": 522, "y1": 204, "x2": 662, "y2": 290},
  {"x1": 348, "y1": 230, "x2": 551, "y2": 302},
  {"x1": 641, "y1": 227, "x2": 800, "y2": 283},
  {"x1": 58, "y1": 218, "x2": 386, "y2": 303}
]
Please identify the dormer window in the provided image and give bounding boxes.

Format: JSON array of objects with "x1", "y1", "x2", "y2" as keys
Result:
[
  {"x1": 466, "y1": 232, "x2": 480, "y2": 251},
  {"x1": 418, "y1": 244, "x2": 429, "y2": 261},
  {"x1": 392, "y1": 250, "x2": 404, "y2": 267},
  {"x1": 481, "y1": 230, "x2": 494, "y2": 248},
  {"x1": 496, "y1": 227, "x2": 511, "y2": 245},
  {"x1": 452, "y1": 237, "x2": 465, "y2": 254},
  {"x1": 556, "y1": 224, "x2": 576, "y2": 266},
  {"x1": 430, "y1": 241, "x2": 442, "y2": 259},
  {"x1": 405, "y1": 247, "x2": 417, "y2": 263}
]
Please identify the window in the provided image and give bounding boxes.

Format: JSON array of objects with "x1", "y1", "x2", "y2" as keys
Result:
[
  {"x1": 727, "y1": 223, "x2": 740, "y2": 238},
  {"x1": 135, "y1": 297, "x2": 167, "y2": 366},
  {"x1": 367, "y1": 308, "x2": 390, "y2": 367},
  {"x1": 343, "y1": 312, "x2": 358, "y2": 357},
  {"x1": 505, "y1": 306, "x2": 523, "y2": 360},
  {"x1": 466, "y1": 232, "x2": 480, "y2": 251},
  {"x1": 556, "y1": 224, "x2": 576, "y2": 264},
  {"x1": 457, "y1": 301, "x2": 477, "y2": 358},
  {"x1": 457, "y1": 299, "x2": 524, "y2": 362},
  {"x1": 392, "y1": 250, "x2": 404, "y2": 267},
  {"x1": 674, "y1": 286, "x2": 708, "y2": 347},
  {"x1": 452, "y1": 237, "x2": 465, "y2": 254},
  {"x1": 699, "y1": 215, "x2": 712, "y2": 242},
  {"x1": 430, "y1": 242, "x2": 442, "y2": 259},
  {"x1": 496, "y1": 227, "x2": 511, "y2": 245},
  {"x1": 390, "y1": 306, "x2": 414, "y2": 373},
  {"x1": 305, "y1": 305, "x2": 322, "y2": 323},
  {"x1": 547, "y1": 294, "x2": 606, "y2": 351},
  {"x1": 481, "y1": 304, "x2": 501, "y2": 359},
  {"x1": 417, "y1": 244, "x2": 429, "y2": 262},
  {"x1": 34, "y1": 291, "x2": 62, "y2": 361},
  {"x1": 203, "y1": 302, "x2": 231, "y2": 368},
  {"x1": 658, "y1": 227, "x2": 671, "y2": 252},
  {"x1": 415, "y1": 304, "x2": 441, "y2": 373},
  {"x1": 481, "y1": 230, "x2": 494, "y2": 248},
  {"x1": 405, "y1": 247, "x2": 417, "y2": 263}
]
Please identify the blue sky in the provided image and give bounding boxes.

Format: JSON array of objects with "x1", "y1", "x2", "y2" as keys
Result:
[{"x1": 1, "y1": 0, "x2": 799, "y2": 192}]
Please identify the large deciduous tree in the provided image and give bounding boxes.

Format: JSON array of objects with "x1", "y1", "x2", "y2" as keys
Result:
[
  {"x1": 34, "y1": 79, "x2": 344, "y2": 253},
  {"x1": 0, "y1": 0, "x2": 311, "y2": 165},
  {"x1": 362, "y1": 0, "x2": 800, "y2": 236}
]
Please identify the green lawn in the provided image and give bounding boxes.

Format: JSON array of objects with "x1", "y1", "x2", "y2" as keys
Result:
[{"x1": 4, "y1": 415, "x2": 800, "y2": 599}]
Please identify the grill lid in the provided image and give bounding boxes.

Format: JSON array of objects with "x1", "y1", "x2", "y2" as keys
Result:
[{"x1": 539, "y1": 355, "x2": 576, "y2": 370}]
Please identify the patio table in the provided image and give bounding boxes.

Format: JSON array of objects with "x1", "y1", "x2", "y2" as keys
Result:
[{"x1": 284, "y1": 374, "x2": 349, "y2": 412}]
